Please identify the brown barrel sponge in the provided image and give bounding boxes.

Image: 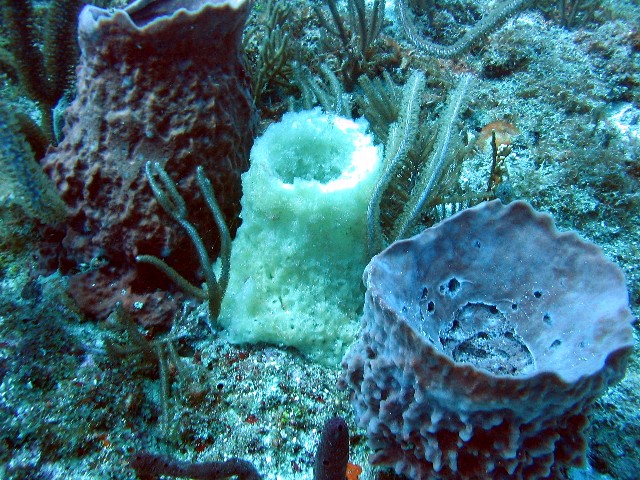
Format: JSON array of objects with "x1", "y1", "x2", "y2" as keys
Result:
[{"x1": 41, "y1": 0, "x2": 257, "y2": 326}]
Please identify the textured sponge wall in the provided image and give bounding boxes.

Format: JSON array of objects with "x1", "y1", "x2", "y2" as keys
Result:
[
  {"x1": 340, "y1": 200, "x2": 634, "y2": 479},
  {"x1": 220, "y1": 109, "x2": 382, "y2": 365},
  {"x1": 41, "y1": 0, "x2": 256, "y2": 326}
]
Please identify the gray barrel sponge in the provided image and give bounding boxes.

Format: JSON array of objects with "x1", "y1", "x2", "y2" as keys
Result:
[{"x1": 340, "y1": 200, "x2": 635, "y2": 479}]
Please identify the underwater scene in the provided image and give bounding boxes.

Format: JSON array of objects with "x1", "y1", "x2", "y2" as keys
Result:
[{"x1": 0, "y1": 0, "x2": 639, "y2": 478}]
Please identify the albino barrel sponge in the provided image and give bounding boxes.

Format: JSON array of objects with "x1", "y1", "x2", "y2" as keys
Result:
[
  {"x1": 219, "y1": 109, "x2": 382, "y2": 365},
  {"x1": 340, "y1": 200, "x2": 635, "y2": 479}
]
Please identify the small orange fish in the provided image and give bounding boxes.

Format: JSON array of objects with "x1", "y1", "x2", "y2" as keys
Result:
[{"x1": 477, "y1": 119, "x2": 520, "y2": 151}]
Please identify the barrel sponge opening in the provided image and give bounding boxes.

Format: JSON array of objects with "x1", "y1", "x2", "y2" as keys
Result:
[
  {"x1": 249, "y1": 108, "x2": 381, "y2": 191},
  {"x1": 340, "y1": 200, "x2": 634, "y2": 479}
]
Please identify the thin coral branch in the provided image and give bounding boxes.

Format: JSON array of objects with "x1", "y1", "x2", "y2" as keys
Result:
[
  {"x1": 136, "y1": 161, "x2": 230, "y2": 327},
  {"x1": 396, "y1": 0, "x2": 531, "y2": 58},
  {"x1": 1, "y1": 0, "x2": 83, "y2": 141},
  {"x1": 367, "y1": 70, "x2": 425, "y2": 256},
  {"x1": 294, "y1": 62, "x2": 353, "y2": 116},
  {"x1": 315, "y1": 0, "x2": 351, "y2": 48},
  {"x1": 313, "y1": 0, "x2": 386, "y2": 88},
  {"x1": 196, "y1": 166, "x2": 231, "y2": 296},
  {"x1": 243, "y1": 0, "x2": 292, "y2": 104},
  {"x1": 357, "y1": 71, "x2": 403, "y2": 141},
  {"x1": 134, "y1": 255, "x2": 206, "y2": 300},
  {"x1": 105, "y1": 302, "x2": 206, "y2": 441},
  {"x1": 394, "y1": 73, "x2": 473, "y2": 239},
  {"x1": 0, "y1": 99, "x2": 67, "y2": 224},
  {"x1": 365, "y1": 72, "x2": 476, "y2": 254}
]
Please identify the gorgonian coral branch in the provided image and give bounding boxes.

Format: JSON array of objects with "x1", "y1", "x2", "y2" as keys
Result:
[{"x1": 396, "y1": 0, "x2": 531, "y2": 58}]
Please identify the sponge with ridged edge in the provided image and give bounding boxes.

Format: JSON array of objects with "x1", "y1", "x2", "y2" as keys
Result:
[{"x1": 340, "y1": 200, "x2": 634, "y2": 479}]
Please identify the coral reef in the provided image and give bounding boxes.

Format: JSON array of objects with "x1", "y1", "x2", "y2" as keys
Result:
[
  {"x1": 0, "y1": 261, "x2": 356, "y2": 479},
  {"x1": 341, "y1": 200, "x2": 634, "y2": 479},
  {"x1": 41, "y1": 0, "x2": 257, "y2": 326},
  {"x1": 0, "y1": 0, "x2": 638, "y2": 479}
]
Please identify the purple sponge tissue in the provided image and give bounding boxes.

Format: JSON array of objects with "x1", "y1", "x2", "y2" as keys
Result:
[{"x1": 340, "y1": 200, "x2": 634, "y2": 479}]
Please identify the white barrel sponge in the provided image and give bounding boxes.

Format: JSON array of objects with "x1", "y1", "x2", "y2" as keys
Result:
[
  {"x1": 341, "y1": 200, "x2": 635, "y2": 479},
  {"x1": 219, "y1": 109, "x2": 382, "y2": 365}
]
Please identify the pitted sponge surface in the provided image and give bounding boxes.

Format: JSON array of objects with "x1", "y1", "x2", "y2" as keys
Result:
[{"x1": 341, "y1": 200, "x2": 634, "y2": 479}]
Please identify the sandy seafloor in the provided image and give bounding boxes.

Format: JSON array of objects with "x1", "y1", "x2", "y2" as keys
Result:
[{"x1": 0, "y1": 0, "x2": 639, "y2": 479}]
